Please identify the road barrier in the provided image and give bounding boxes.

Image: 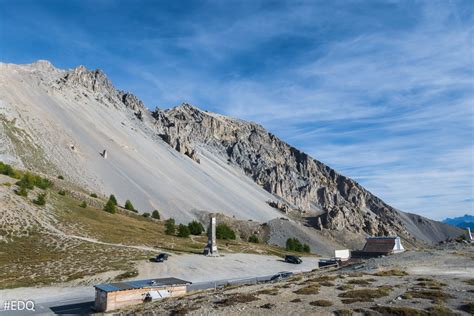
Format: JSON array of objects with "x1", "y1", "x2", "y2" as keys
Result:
[{"x1": 187, "y1": 271, "x2": 307, "y2": 292}]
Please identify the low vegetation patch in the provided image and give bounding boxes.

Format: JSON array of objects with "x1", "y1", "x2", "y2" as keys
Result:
[
  {"x1": 177, "y1": 224, "x2": 191, "y2": 238},
  {"x1": 0, "y1": 161, "x2": 19, "y2": 178},
  {"x1": 425, "y1": 305, "x2": 459, "y2": 316},
  {"x1": 294, "y1": 284, "x2": 320, "y2": 295},
  {"x1": 416, "y1": 280, "x2": 447, "y2": 290},
  {"x1": 371, "y1": 306, "x2": 427, "y2": 316},
  {"x1": 256, "y1": 288, "x2": 279, "y2": 295},
  {"x1": 58, "y1": 190, "x2": 66, "y2": 196},
  {"x1": 286, "y1": 237, "x2": 310, "y2": 253},
  {"x1": 334, "y1": 310, "x2": 353, "y2": 316},
  {"x1": 152, "y1": 210, "x2": 160, "y2": 219},
  {"x1": 337, "y1": 284, "x2": 355, "y2": 291},
  {"x1": 309, "y1": 300, "x2": 333, "y2": 307},
  {"x1": 463, "y1": 279, "x2": 474, "y2": 286},
  {"x1": 458, "y1": 301, "x2": 474, "y2": 314},
  {"x1": 165, "y1": 218, "x2": 176, "y2": 235},
  {"x1": 115, "y1": 270, "x2": 139, "y2": 281},
  {"x1": 248, "y1": 235, "x2": 259, "y2": 243},
  {"x1": 124, "y1": 199, "x2": 136, "y2": 212},
  {"x1": 347, "y1": 272, "x2": 366, "y2": 278},
  {"x1": 405, "y1": 290, "x2": 453, "y2": 302},
  {"x1": 216, "y1": 223, "x2": 236, "y2": 240},
  {"x1": 215, "y1": 294, "x2": 259, "y2": 306},
  {"x1": 373, "y1": 269, "x2": 408, "y2": 276},
  {"x1": 339, "y1": 286, "x2": 392, "y2": 303},
  {"x1": 260, "y1": 303, "x2": 274, "y2": 309},
  {"x1": 347, "y1": 278, "x2": 375, "y2": 285},
  {"x1": 188, "y1": 220, "x2": 204, "y2": 235},
  {"x1": 33, "y1": 193, "x2": 47, "y2": 206},
  {"x1": 290, "y1": 298, "x2": 302, "y2": 303}
]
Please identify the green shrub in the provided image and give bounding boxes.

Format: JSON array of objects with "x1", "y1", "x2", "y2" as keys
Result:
[
  {"x1": 142, "y1": 212, "x2": 150, "y2": 218},
  {"x1": 124, "y1": 199, "x2": 135, "y2": 211},
  {"x1": 103, "y1": 199, "x2": 116, "y2": 214},
  {"x1": 165, "y1": 218, "x2": 176, "y2": 235},
  {"x1": 90, "y1": 193, "x2": 98, "y2": 198},
  {"x1": 286, "y1": 238, "x2": 309, "y2": 252},
  {"x1": 152, "y1": 210, "x2": 160, "y2": 220},
  {"x1": 15, "y1": 186, "x2": 28, "y2": 197},
  {"x1": 216, "y1": 223, "x2": 236, "y2": 240},
  {"x1": 58, "y1": 190, "x2": 66, "y2": 196},
  {"x1": 188, "y1": 220, "x2": 204, "y2": 235},
  {"x1": 33, "y1": 193, "x2": 47, "y2": 206},
  {"x1": 177, "y1": 224, "x2": 191, "y2": 237},
  {"x1": 0, "y1": 162, "x2": 16, "y2": 177},
  {"x1": 303, "y1": 244, "x2": 310, "y2": 253},
  {"x1": 16, "y1": 173, "x2": 53, "y2": 190},
  {"x1": 16, "y1": 172, "x2": 35, "y2": 189},
  {"x1": 248, "y1": 235, "x2": 259, "y2": 243},
  {"x1": 80, "y1": 201, "x2": 87, "y2": 208},
  {"x1": 109, "y1": 194, "x2": 118, "y2": 205},
  {"x1": 57, "y1": 175, "x2": 64, "y2": 180}
]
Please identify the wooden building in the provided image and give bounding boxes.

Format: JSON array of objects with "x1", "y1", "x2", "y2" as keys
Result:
[
  {"x1": 94, "y1": 277, "x2": 191, "y2": 312},
  {"x1": 351, "y1": 236, "x2": 405, "y2": 258}
]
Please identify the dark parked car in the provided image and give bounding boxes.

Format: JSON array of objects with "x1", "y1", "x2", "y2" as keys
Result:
[
  {"x1": 284, "y1": 255, "x2": 302, "y2": 264},
  {"x1": 155, "y1": 253, "x2": 169, "y2": 262},
  {"x1": 270, "y1": 271, "x2": 294, "y2": 281},
  {"x1": 318, "y1": 258, "x2": 340, "y2": 268}
]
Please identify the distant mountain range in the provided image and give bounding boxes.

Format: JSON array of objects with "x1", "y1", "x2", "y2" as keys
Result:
[{"x1": 443, "y1": 214, "x2": 474, "y2": 230}]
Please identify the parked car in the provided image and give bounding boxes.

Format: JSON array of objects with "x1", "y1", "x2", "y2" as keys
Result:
[
  {"x1": 270, "y1": 271, "x2": 294, "y2": 281},
  {"x1": 284, "y1": 255, "x2": 302, "y2": 264},
  {"x1": 155, "y1": 253, "x2": 169, "y2": 262},
  {"x1": 318, "y1": 258, "x2": 340, "y2": 268}
]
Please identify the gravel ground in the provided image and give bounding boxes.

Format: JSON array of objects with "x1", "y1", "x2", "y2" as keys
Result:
[{"x1": 121, "y1": 244, "x2": 474, "y2": 315}]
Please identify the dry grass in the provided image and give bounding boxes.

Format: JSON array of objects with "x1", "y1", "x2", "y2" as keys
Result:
[
  {"x1": 347, "y1": 278, "x2": 375, "y2": 285},
  {"x1": 373, "y1": 269, "x2": 409, "y2": 276},
  {"x1": 463, "y1": 279, "x2": 474, "y2": 286},
  {"x1": 371, "y1": 306, "x2": 427, "y2": 316},
  {"x1": 256, "y1": 288, "x2": 280, "y2": 296},
  {"x1": 339, "y1": 286, "x2": 392, "y2": 303},
  {"x1": 405, "y1": 290, "x2": 453, "y2": 302},
  {"x1": 425, "y1": 305, "x2": 459, "y2": 316},
  {"x1": 290, "y1": 298, "x2": 302, "y2": 303},
  {"x1": 337, "y1": 284, "x2": 355, "y2": 291},
  {"x1": 334, "y1": 309, "x2": 353, "y2": 316},
  {"x1": 294, "y1": 284, "x2": 320, "y2": 295},
  {"x1": 309, "y1": 300, "x2": 333, "y2": 307},
  {"x1": 215, "y1": 294, "x2": 259, "y2": 306},
  {"x1": 415, "y1": 280, "x2": 447, "y2": 290}
]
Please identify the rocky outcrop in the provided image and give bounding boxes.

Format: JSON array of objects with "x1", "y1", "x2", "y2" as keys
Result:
[
  {"x1": 56, "y1": 66, "x2": 147, "y2": 118},
  {"x1": 150, "y1": 104, "x2": 418, "y2": 240}
]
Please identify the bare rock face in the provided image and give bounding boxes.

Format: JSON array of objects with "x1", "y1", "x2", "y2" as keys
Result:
[
  {"x1": 150, "y1": 103, "x2": 414, "y2": 239},
  {"x1": 55, "y1": 66, "x2": 147, "y2": 118}
]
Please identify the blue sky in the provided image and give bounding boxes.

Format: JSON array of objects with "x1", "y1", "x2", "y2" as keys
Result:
[{"x1": 0, "y1": 0, "x2": 472, "y2": 220}]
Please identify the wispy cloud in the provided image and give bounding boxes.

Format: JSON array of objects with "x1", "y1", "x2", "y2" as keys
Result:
[{"x1": 1, "y1": 0, "x2": 472, "y2": 220}]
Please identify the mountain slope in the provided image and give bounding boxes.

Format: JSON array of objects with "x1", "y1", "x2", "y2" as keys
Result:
[
  {"x1": 0, "y1": 61, "x2": 280, "y2": 223},
  {"x1": 0, "y1": 60, "x2": 463, "y2": 245}
]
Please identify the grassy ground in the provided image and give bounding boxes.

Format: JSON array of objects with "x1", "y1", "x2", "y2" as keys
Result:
[{"x1": 0, "y1": 168, "x2": 305, "y2": 288}]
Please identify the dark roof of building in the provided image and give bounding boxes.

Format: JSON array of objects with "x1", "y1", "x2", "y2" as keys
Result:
[
  {"x1": 95, "y1": 277, "x2": 191, "y2": 292},
  {"x1": 362, "y1": 237, "x2": 396, "y2": 253}
]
